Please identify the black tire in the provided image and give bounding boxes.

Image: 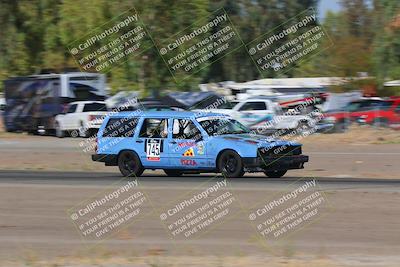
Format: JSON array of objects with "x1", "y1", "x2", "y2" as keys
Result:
[
  {"x1": 55, "y1": 122, "x2": 65, "y2": 138},
  {"x1": 332, "y1": 121, "x2": 347, "y2": 133},
  {"x1": 329, "y1": 118, "x2": 350, "y2": 133},
  {"x1": 297, "y1": 121, "x2": 311, "y2": 134},
  {"x1": 79, "y1": 121, "x2": 90, "y2": 138},
  {"x1": 264, "y1": 170, "x2": 287, "y2": 178},
  {"x1": 4, "y1": 126, "x2": 15, "y2": 133},
  {"x1": 372, "y1": 118, "x2": 388, "y2": 128},
  {"x1": 218, "y1": 150, "x2": 244, "y2": 178},
  {"x1": 27, "y1": 119, "x2": 39, "y2": 135},
  {"x1": 118, "y1": 151, "x2": 144, "y2": 177},
  {"x1": 164, "y1": 169, "x2": 183, "y2": 177},
  {"x1": 27, "y1": 129, "x2": 38, "y2": 135}
]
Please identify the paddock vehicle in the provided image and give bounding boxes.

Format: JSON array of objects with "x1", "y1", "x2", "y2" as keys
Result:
[
  {"x1": 55, "y1": 101, "x2": 108, "y2": 137},
  {"x1": 92, "y1": 111, "x2": 309, "y2": 178},
  {"x1": 3, "y1": 72, "x2": 106, "y2": 134},
  {"x1": 353, "y1": 98, "x2": 400, "y2": 127},
  {"x1": 0, "y1": 96, "x2": 5, "y2": 113},
  {"x1": 195, "y1": 97, "x2": 327, "y2": 133},
  {"x1": 324, "y1": 98, "x2": 400, "y2": 132}
]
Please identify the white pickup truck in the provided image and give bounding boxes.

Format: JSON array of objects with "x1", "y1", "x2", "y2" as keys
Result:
[
  {"x1": 197, "y1": 98, "x2": 321, "y2": 133},
  {"x1": 55, "y1": 101, "x2": 108, "y2": 138},
  {"x1": 0, "y1": 96, "x2": 5, "y2": 112}
]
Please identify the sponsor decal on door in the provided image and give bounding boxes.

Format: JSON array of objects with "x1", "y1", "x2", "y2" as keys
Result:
[
  {"x1": 181, "y1": 159, "x2": 197, "y2": 166},
  {"x1": 182, "y1": 147, "x2": 195, "y2": 157}
]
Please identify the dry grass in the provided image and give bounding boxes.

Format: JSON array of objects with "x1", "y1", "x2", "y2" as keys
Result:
[
  {"x1": 1, "y1": 255, "x2": 362, "y2": 267},
  {"x1": 5, "y1": 247, "x2": 400, "y2": 267},
  {"x1": 5, "y1": 254, "x2": 400, "y2": 267},
  {"x1": 301, "y1": 125, "x2": 400, "y2": 145},
  {"x1": 1, "y1": 119, "x2": 399, "y2": 144}
]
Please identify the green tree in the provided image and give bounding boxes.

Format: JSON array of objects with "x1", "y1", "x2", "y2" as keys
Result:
[
  {"x1": 371, "y1": 0, "x2": 400, "y2": 92},
  {"x1": 295, "y1": 2, "x2": 373, "y2": 81}
]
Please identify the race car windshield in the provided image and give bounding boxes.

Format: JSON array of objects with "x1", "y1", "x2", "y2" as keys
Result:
[{"x1": 197, "y1": 117, "x2": 250, "y2": 136}]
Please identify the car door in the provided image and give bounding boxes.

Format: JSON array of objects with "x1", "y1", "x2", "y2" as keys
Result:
[
  {"x1": 136, "y1": 117, "x2": 170, "y2": 167},
  {"x1": 168, "y1": 118, "x2": 208, "y2": 169},
  {"x1": 63, "y1": 104, "x2": 78, "y2": 130},
  {"x1": 70, "y1": 103, "x2": 84, "y2": 130},
  {"x1": 353, "y1": 100, "x2": 382, "y2": 123}
]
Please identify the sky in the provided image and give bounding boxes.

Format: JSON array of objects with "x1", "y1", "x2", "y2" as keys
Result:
[{"x1": 318, "y1": 0, "x2": 341, "y2": 20}]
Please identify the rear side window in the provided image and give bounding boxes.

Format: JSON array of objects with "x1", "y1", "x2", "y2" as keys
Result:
[
  {"x1": 357, "y1": 100, "x2": 386, "y2": 111},
  {"x1": 239, "y1": 102, "x2": 266, "y2": 111},
  {"x1": 378, "y1": 101, "x2": 394, "y2": 110},
  {"x1": 67, "y1": 104, "x2": 77, "y2": 113},
  {"x1": 83, "y1": 103, "x2": 107, "y2": 112},
  {"x1": 102, "y1": 118, "x2": 139, "y2": 138},
  {"x1": 139, "y1": 118, "x2": 168, "y2": 138},
  {"x1": 362, "y1": 101, "x2": 388, "y2": 111},
  {"x1": 346, "y1": 102, "x2": 361, "y2": 112}
]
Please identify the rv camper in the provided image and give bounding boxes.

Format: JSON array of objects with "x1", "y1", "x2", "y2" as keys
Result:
[{"x1": 3, "y1": 72, "x2": 106, "y2": 134}]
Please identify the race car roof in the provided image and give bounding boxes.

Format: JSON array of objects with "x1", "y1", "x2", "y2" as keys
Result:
[{"x1": 108, "y1": 110, "x2": 229, "y2": 119}]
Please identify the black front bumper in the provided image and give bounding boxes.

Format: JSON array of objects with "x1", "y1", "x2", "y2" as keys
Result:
[
  {"x1": 243, "y1": 155, "x2": 309, "y2": 171},
  {"x1": 92, "y1": 154, "x2": 118, "y2": 166}
]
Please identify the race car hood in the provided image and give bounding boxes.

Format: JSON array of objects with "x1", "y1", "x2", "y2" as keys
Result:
[
  {"x1": 205, "y1": 109, "x2": 237, "y2": 116},
  {"x1": 216, "y1": 133, "x2": 301, "y2": 147}
]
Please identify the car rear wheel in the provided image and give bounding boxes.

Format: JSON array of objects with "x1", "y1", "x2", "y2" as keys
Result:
[
  {"x1": 372, "y1": 118, "x2": 388, "y2": 128},
  {"x1": 264, "y1": 170, "x2": 287, "y2": 178},
  {"x1": 118, "y1": 151, "x2": 144, "y2": 177},
  {"x1": 218, "y1": 150, "x2": 244, "y2": 178},
  {"x1": 164, "y1": 170, "x2": 183, "y2": 177},
  {"x1": 55, "y1": 122, "x2": 64, "y2": 138}
]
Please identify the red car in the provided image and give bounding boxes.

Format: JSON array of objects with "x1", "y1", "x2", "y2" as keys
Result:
[{"x1": 324, "y1": 98, "x2": 400, "y2": 132}]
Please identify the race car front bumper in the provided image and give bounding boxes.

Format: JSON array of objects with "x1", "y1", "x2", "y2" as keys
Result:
[{"x1": 243, "y1": 155, "x2": 309, "y2": 171}]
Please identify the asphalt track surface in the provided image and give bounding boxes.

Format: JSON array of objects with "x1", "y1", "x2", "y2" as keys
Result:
[
  {"x1": 0, "y1": 169, "x2": 399, "y2": 263},
  {"x1": 1, "y1": 169, "x2": 400, "y2": 184}
]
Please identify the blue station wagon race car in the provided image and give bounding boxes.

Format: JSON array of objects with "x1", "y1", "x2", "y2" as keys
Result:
[{"x1": 92, "y1": 111, "x2": 309, "y2": 178}]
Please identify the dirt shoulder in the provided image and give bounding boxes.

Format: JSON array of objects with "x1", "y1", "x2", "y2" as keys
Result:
[{"x1": 5, "y1": 255, "x2": 396, "y2": 267}]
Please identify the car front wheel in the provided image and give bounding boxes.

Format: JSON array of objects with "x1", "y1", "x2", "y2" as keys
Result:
[
  {"x1": 297, "y1": 121, "x2": 311, "y2": 134},
  {"x1": 332, "y1": 121, "x2": 348, "y2": 133},
  {"x1": 264, "y1": 170, "x2": 287, "y2": 178},
  {"x1": 118, "y1": 151, "x2": 144, "y2": 177},
  {"x1": 79, "y1": 122, "x2": 90, "y2": 138},
  {"x1": 372, "y1": 118, "x2": 388, "y2": 128},
  {"x1": 218, "y1": 150, "x2": 244, "y2": 178}
]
